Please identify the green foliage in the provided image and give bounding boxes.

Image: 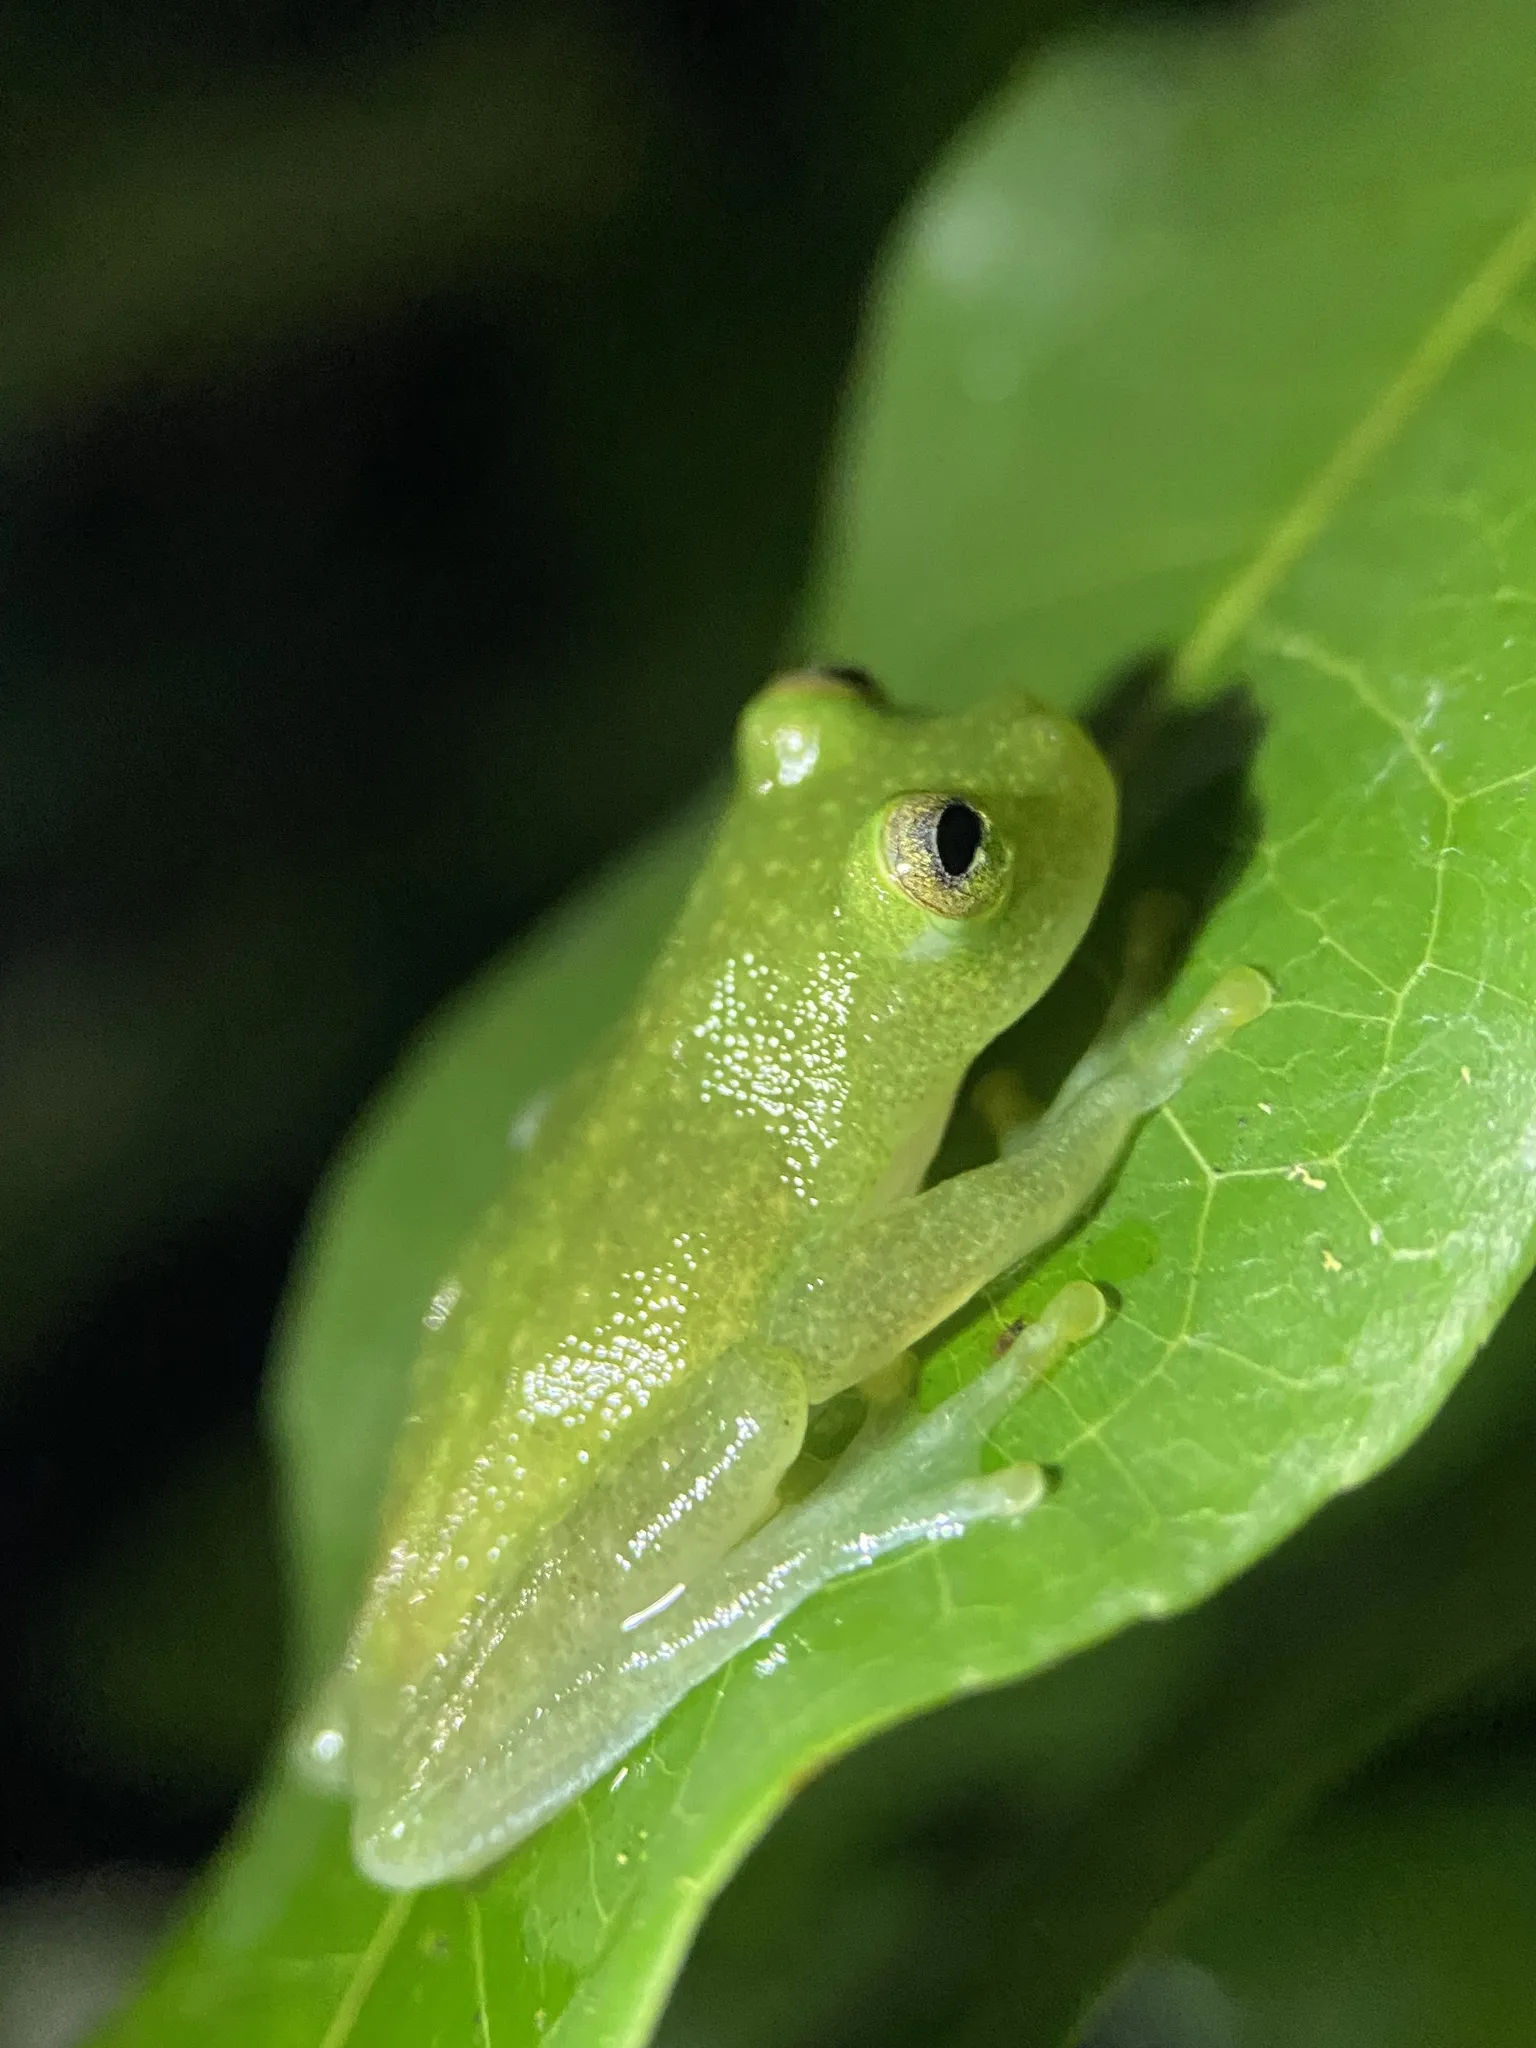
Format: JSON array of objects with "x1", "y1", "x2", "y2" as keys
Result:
[{"x1": 95, "y1": 0, "x2": 1536, "y2": 2040}]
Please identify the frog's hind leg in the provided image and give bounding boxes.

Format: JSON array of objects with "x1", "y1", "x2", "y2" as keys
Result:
[
  {"x1": 345, "y1": 1341, "x2": 809, "y2": 1888},
  {"x1": 815, "y1": 1280, "x2": 1105, "y2": 1508},
  {"x1": 619, "y1": 1280, "x2": 1105, "y2": 1687},
  {"x1": 395, "y1": 1291, "x2": 1101, "y2": 1884}
]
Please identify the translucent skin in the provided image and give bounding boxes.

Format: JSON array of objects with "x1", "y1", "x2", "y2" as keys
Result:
[{"x1": 309, "y1": 675, "x2": 1125, "y2": 1885}]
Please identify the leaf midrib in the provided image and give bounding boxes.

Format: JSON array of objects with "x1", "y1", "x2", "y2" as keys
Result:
[{"x1": 1174, "y1": 188, "x2": 1536, "y2": 688}]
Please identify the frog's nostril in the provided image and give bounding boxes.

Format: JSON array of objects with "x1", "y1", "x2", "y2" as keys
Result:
[{"x1": 936, "y1": 801, "x2": 984, "y2": 878}]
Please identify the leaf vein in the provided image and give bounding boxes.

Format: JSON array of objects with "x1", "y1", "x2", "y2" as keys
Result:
[
  {"x1": 1175, "y1": 189, "x2": 1536, "y2": 685},
  {"x1": 315, "y1": 1894, "x2": 411, "y2": 2048}
]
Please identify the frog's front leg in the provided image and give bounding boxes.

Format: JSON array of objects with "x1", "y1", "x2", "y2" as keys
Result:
[{"x1": 762, "y1": 967, "x2": 1270, "y2": 1400}]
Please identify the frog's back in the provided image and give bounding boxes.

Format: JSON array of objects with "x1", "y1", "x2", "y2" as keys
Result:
[
  {"x1": 342, "y1": 820, "x2": 905, "y2": 1702},
  {"x1": 385, "y1": 1000, "x2": 832, "y2": 1602}
]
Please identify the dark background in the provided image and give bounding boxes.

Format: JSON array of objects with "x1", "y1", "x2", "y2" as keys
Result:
[{"x1": 0, "y1": 0, "x2": 1244, "y2": 2035}]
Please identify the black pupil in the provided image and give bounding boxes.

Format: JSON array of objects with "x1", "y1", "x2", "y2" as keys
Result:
[{"x1": 935, "y1": 801, "x2": 984, "y2": 878}]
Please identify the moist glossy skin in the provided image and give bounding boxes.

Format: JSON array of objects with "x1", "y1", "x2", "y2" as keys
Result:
[{"x1": 304, "y1": 671, "x2": 1123, "y2": 1886}]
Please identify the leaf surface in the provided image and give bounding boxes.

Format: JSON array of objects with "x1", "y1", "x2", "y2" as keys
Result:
[
  {"x1": 654, "y1": 1271, "x2": 1536, "y2": 2047},
  {"x1": 97, "y1": 1, "x2": 1536, "y2": 2042}
]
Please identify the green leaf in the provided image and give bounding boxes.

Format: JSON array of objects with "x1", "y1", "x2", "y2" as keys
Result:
[{"x1": 97, "y1": 0, "x2": 1536, "y2": 2041}]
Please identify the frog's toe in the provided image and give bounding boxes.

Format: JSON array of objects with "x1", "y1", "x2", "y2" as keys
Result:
[{"x1": 939, "y1": 1461, "x2": 1051, "y2": 1522}]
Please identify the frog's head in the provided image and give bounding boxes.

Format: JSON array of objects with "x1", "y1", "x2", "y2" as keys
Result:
[{"x1": 730, "y1": 666, "x2": 1116, "y2": 1107}]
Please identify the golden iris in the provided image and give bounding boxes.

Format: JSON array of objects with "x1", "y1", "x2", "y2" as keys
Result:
[{"x1": 880, "y1": 793, "x2": 1009, "y2": 918}]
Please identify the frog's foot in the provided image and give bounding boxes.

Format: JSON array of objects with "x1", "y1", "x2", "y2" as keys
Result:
[
  {"x1": 1127, "y1": 963, "x2": 1271, "y2": 1103},
  {"x1": 970, "y1": 903, "x2": 1246, "y2": 1158},
  {"x1": 1025, "y1": 963, "x2": 1271, "y2": 1141},
  {"x1": 622, "y1": 1282, "x2": 1105, "y2": 1692}
]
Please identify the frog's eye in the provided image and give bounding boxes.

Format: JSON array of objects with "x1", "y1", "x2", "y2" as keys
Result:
[{"x1": 879, "y1": 793, "x2": 1010, "y2": 918}]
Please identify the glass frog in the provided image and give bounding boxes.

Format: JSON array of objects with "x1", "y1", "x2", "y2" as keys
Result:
[{"x1": 298, "y1": 668, "x2": 1268, "y2": 1889}]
